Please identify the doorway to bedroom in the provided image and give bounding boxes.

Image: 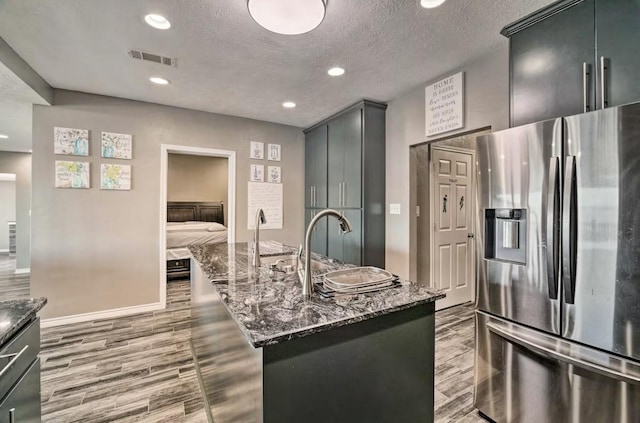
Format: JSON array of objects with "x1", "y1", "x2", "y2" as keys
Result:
[
  {"x1": 160, "y1": 145, "x2": 236, "y2": 306},
  {"x1": 166, "y1": 153, "x2": 229, "y2": 281}
]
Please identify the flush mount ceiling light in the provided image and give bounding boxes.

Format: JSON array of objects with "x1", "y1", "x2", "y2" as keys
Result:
[
  {"x1": 0, "y1": 134, "x2": 8, "y2": 139},
  {"x1": 149, "y1": 77, "x2": 170, "y2": 85},
  {"x1": 420, "y1": 0, "x2": 446, "y2": 8},
  {"x1": 282, "y1": 101, "x2": 296, "y2": 108},
  {"x1": 328, "y1": 67, "x2": 345, "y2": 76},
  {"x1": 144, "y1": 14, "x2": 171, "y2": 30},
  {"x1": 248, "y1": 0, "x2": 326, "y2": 35}
]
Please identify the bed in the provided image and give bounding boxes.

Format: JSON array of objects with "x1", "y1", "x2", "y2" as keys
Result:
[{"x1": 166, "y1": 201, "x2": 227, "y2": 280}]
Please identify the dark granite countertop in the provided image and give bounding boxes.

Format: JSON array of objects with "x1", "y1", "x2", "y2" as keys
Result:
[
  {"x1": 188, "y1": 241, "x2": 444, "y2": 348},
  {"x1": 0, "y1": 298, "x2": 47, "y2": 347}
]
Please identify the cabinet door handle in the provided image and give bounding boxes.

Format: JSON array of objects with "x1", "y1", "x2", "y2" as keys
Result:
[
  {"x1": 600, "y1": 56, "x2": 609, "y2": 109},
  {"x1": 342, "y1": 182, "x2": 347, "y2": 207},
  {"x1": 310, "y1": 186, "x2": 313, "y2": 206},
  {"x1": 314, "y1": 186, "x2": 317, "y2": 207},
  {"x1": 338, "y1": 183, "x2": 342, "y2": 207},
  {"x1": 583, "y1": 62, "x2": 591, "y2": 112},
  {"x1": 0, "y1": 345, "x2": 29, "y2": 378}
]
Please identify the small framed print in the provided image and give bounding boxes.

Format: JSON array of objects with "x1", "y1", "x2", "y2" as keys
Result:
[
  {"x1": 250, "y1": 141, "x2": 264, "y2": 160},
  {"x1": 250, "y1": 164, "x2": 264, "y2": 182},
  {"x1": 101, "y1": 132, "x2": 133, "y2": 159},
  {"x1": 55, "y1": 161, "x2": 90, "y2": 188},
  {"x1": 268, "y1": 143, "x2": 281, "y2": 161},
  {"x1": 54, "y1": 127, "x2": 89, "y2": 156},
  {"x1": 268, "y1": 166, "x2": 281, "y2": 183},
  {"x1": 101, "y1": 164, "x2": 131, "y2": 190}
]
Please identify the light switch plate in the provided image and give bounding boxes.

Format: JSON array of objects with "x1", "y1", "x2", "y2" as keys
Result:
[{"x1": 390, "y1": 203, "x2": 401, "y2": 215}]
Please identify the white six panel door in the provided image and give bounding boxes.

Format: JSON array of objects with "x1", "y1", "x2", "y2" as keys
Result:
[{"x1": 432, "y1": 148, "x2": 474, "y2": 310}]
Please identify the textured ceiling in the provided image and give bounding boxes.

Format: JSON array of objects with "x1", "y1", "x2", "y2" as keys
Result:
[
  {"x1": 0, "y1": 61, "x2": 48, "y2": 152},
  {"x1": 0, "y1": 0, "x2": 552, "y2": 128}
]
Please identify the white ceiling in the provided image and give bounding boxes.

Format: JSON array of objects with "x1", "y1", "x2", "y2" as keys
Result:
[
  {"x1": 0, "y1": 0, "x2": 552, "y2": 128},
  {"x1": 0, "y1": 61, "x2": 48, "y2": 153}
]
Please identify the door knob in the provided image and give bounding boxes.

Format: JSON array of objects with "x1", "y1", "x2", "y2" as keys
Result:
[{"x1": 468, "y1": 233, "x2": 475, "y2": 238}]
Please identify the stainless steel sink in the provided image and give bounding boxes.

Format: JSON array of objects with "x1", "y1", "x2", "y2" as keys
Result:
[{"x1": 259, "y1": 254, "x2": 333, "y2": 274}]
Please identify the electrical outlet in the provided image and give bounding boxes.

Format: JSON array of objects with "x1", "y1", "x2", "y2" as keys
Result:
[{"x1": 390, "y1": 203, "x2": 401, "y2": 215}]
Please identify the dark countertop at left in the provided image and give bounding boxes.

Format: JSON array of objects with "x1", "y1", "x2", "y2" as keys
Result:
[{"x1": 0, "y1": 298, "x2": 47, "y2": 348}]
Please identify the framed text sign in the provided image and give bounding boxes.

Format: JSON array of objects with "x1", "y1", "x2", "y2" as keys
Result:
[{"x1": 425, "y1": 72, "x2": 464, "y2": 137}]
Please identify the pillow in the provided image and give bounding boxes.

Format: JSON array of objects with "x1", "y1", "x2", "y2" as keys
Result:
[{"x1": 206, "y1": 223, "x2": 226, "y2": 232}]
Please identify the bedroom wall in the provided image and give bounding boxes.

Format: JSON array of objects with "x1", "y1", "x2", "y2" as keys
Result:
[
  {"x1": 32, "y1": 89, "x2": 304, "y2": 319},
  {"x1": 167, "y1": 154, "x2": 229, "y2": 225},
  {"x1": 385, "y1": 44, "x2": 510, "y2": 281},
  {"x1": 0, "y1": 180, "x2": 16, "y2": 252},
  {"x1": 0, "y1": 152, "x2": 31, "y2": 270}
]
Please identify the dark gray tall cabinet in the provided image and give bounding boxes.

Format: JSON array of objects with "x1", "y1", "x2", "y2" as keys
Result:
[
  {"x1": 503, "y1": 0, "x2": 640, "y2": 126},
  {"x1": 304, "y1": 100, "x2": 386, "y2": 268}
]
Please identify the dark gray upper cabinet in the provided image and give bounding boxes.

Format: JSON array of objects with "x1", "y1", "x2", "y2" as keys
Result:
[
  {"x1": 328, "y1": 109, "x2": 362, "y2": 208},
  {"x1": 304, "y1": 125, "x2": 327, "y2": 208},
  {"x1": 504, "y1": 0, "x2": 640, "y2": 126},
  {"x1": 508, "y1": 0, "x2": 594, "y2": 126},
  {"x1": 505, "y1": 0, "x2": 595, "y2": 126},
  {"x1": 342, "y1": 109, "x2": 363, "y2": 208},
  {"x1": 327, "y1": 114, "x2": 344, "y2": 208},
  {"x1": 596, "y1": 0, "x2": 640, "y2": 109},
  {"x1": 303, "y1": 100, "x2": 386, "y2": 268}
]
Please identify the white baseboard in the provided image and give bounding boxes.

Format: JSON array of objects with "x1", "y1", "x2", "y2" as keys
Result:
[
  {"x1": 41, "y1": 302, "x2": 165, "y2": 328},
  {"x1": 0, "y1": 249, "x2": 8, "y2": 253},
  {"x1": 14, "y1": 268, "x2": 30, "y2": 275}
]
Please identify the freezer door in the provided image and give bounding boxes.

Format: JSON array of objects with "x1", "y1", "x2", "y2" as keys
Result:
[
  {"x1": 563, "y1": 102, "x2": 640, "y2": 361},
  {"x1": 475, "y1": 311, "x2": 640, "y2": 423},
  {"x1": 476, "y1": 119, "x2": 562, "y2": 335}
]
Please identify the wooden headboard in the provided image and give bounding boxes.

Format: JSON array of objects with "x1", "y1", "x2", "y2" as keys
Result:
[{"x1": 167, "y1": 201, "x2": 225, "y2": 225}]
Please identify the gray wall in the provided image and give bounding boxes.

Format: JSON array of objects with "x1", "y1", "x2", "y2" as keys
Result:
[
  {"x1": 385, "y1": 44, "x2": 510, "y2": 280},
  {"x1": 0, "y1": 152, "x2": 31, "y2": 269},
  {"x1": 0, "y1": 180, "x2": 16, "y2": 251},
  {"x1": 32, "y1": 90, "x2": 304, "y2": 319},
  {"x1": 168, "y1": 154, "x2": 229, "y2": 224}
]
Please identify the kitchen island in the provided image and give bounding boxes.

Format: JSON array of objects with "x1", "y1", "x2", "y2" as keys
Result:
[{"x1": 188, "y1": 241, "x2": 443, "y2": 423}]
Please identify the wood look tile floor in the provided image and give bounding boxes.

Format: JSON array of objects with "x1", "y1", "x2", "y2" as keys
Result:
[
  {"x1": 0, "y1": 255, "x2": 485, "y2": 422},
  {"x1": 39, "y1": 280, "x2": 208, "y2": 423},
  {"x1": 0, "y1": 254, "x2": 30, "y2": 301}
]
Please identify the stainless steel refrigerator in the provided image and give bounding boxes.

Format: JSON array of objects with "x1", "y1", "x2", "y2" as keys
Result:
[{"x1": 474, "y1": 102, "x2": 640, "y2": 422}]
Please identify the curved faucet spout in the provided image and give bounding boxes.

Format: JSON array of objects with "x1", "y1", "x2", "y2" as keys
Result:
[
  {"x1": 253, "y1": 208, "x2": 267, "y2": 267},
  {"x1": 299, "y1": 209, "x2": 352, "y2": 299}
]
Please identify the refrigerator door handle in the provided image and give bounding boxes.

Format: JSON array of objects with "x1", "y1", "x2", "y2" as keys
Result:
[
  {"x1": 487, "y1": 321, "x2": 640, "y2": 386},
  {"x1": 546, "y1": 157, "x2": 560, "y2": 299},
  {"x1": 600, "y1": 56, "x2": 609, "y2": 109},
  {"x1": 562, "y1": 156, "x2": 578, "y2": 304}
]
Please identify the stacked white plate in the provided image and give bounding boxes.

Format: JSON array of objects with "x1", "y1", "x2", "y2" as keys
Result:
[{"x1": 323, "y1": 267, "x2": 396, "y2": 294}]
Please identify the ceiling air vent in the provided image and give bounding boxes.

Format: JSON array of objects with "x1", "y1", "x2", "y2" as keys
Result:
[{"x1": 128, "y1": 49, "x2": 177, "y2": 67}]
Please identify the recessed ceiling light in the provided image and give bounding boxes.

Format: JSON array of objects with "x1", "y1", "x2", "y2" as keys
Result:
[
  {"x1": 420, "y1": 0, "x2": 446, "y2": 8},
  {"x1": 328, "y1": 67, "x2": 345, "y2": 76},
  {"x1": 0, "y1": 134, "x2": 8, "y2": 139},
  {"x1": 144, "y1": 14, "x2": 171, "y2": 30},
  {"x1": 149, "y1": 77, "x2": 170, "y2": 85},
  {"x1": 283, "y1": 102, "x2": 296, "y2": 108},
  {"x1": 248, "y1": 0, "x2": 326, "y2": 35}
]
